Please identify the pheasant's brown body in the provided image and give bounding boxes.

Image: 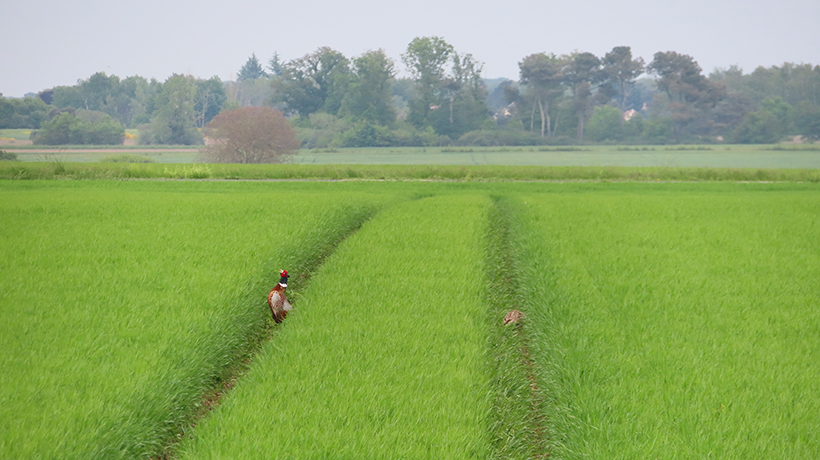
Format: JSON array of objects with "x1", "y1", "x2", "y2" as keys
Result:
[
  {"x1": 267, "y1": 283, "x2": 289, "y2": 323},
  {"x1": 503, "y1": 309, "x2": 524, "y2": 325}
]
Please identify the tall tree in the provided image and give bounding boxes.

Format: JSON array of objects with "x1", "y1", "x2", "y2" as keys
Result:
[
  {"x1": 268, "y1": 52, "x2": 284, "y2": 77},
  {"x1": 78, "y1": 72, "x2": 119, "y2": 111},
  {"x1": 793, "y1": 100, "x2": 820, "y2": 140},
  {"x1": 51, "y1": 85, "x2": 85, "y2": 111},
  {"x1": 272, "y1": 47, "x2": 350, "y2": 117},
  {"x1": 237, "y1": 54, "x2": 267, "y2": 82},
  {"x1": 648, "y1": 51, "x2": 724, "y2": 138},
  {"x1": 601, "y1": 46, "x2": 645, "y2": 118},
  {"x1": 519, "y1": 53, "x2": 564, "y2": 136},
  {"x1": 141, "y1": 74, "x2": 201, "y2": 145},
  {"x1": 194, "y1": 76, "x2": 227, "y2": 127},
  {"x1": 401, "y1": 36, "x2": 454, "y2": 127},
  {"x1": 340, "y1": 49, "x2": 396, "y2": 125},
  {"x1": 430, "y1": 51, "x2": 489, "y2": 137},
  {"x1": 563, "y1": 52, "x2": 602, "y2": 141},
  {"x1": 0, "y1": 96, "x2": 49, "y2": 129},
  {"x1": 648, "y1": 51, "x2": 709, "y2": 104}
]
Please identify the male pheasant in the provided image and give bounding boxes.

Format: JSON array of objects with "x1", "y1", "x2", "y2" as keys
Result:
[{"x1": 267, "y1": 269, "x2": 293, "y2": 323}]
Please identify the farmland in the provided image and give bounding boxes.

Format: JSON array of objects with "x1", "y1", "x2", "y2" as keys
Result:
[
  {"x1": 1, "y1": 136, "x2": 819, "y2": 169},
  {"x1": 1, "y1": 179, "x2": 818, "y2": 459},
  {"x1": 511, "y1": 186, "x2": 820, "y2": 458},
  {"x1": 177, "y1": 194, "x2": 493, "y2": 458},
  {"x1": 0, "y1": 181, "x2": 397, "y2": 458}
]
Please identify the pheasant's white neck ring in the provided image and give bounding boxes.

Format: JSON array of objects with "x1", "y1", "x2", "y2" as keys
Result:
[{"x1": 279, "y1": 282, "x2": 288, "y2": 288}]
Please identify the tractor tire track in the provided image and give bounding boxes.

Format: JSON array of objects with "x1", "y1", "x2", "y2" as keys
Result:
[{"x1": 487, "y1": 196, "x2": 551, "y2": 459}]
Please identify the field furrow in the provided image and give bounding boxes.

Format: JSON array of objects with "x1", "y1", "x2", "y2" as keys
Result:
[
  {"x1": 485, "y1": 196, "x2": 551, "y2": 459},
  {"x1": 177, "y1": 194, "x2": 493, "y2": 459}
]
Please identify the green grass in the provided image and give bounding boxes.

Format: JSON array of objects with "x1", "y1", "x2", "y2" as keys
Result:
[
  {"x1": 1, "y1": 161, "x2": 819, "y2": 182},
  {"x1": 2, "y1": 143, "x2": 197, "y2": 150},
  {"x1": 511, "y1": 184, "x2": 820, "y2": 458},
  {"x1": 2, "y1": 180, "x2": 819, "y2": 459},
  {"x1": 177, "y1": 194, "x2": 493, "y2": 459},
  {"x1": 99, "y1": 153, "x2": 156, "y2": 163},
  {"x1": 7, "y1": 149, "x2": 200, "y2": 164},
  {"x1": 2, "y1": 143, "x2": 819, "y2": 169},
  {"x1": 485, "y1": 196, "x2": 550, "y2": 458},
  {"x1": 292, "y1": 145, "x2": 820, "y2": 169},
  {"x1": 0, "y1": 181, "x2": 394, "y2": 458}
]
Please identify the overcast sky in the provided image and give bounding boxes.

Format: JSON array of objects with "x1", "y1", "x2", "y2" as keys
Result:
[{"x1": 2, "y1": 0, "x2": 818, "y2": 97}]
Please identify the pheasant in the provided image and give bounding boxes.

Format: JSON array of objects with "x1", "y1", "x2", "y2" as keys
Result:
[
  {"x1": 503, "y1": 309, "x2": 524, "y2": 326},
  {"x1": 267, "y1": 269, "x2": 293, "y2": 323}
]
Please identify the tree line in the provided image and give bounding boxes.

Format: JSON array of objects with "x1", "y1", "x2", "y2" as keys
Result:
[{"x1": 1, "y1": 37, "x2": 818, "y2": 146}]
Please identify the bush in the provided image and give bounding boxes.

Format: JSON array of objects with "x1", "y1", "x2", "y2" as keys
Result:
[
  {"x1": 99, "y1": 154, "x2": 154, "y2": 163},
  {"x1": 340, "y1": 122, "x2": 393, "y2": 147},
  {"x1": 137, "y1": 119, "x2": 203, "y2": 146},
  {"x1": 456, "y1": 129, "x2": 568, "y2": 146},
  {"x1": 0, "y1": 150, "x2": 18, "y2": 161},
  {"x1": 33, "y1": 112, "x2": 125, "y2": 145},
  {"x1": 293, "y1": 115, "x2": 443, "y2": 149},
  {"x1": 586, "y1": 106, "x2": 624, "y2": 142},
  {"x1": 201, "y1": 107, "x2": 300, "y2": 163},
  {"x1": 731, "y1": 110, "x2": 782, "y2": 144},
  {"x1": 642, "y1": 117, "x2": 675, "y2": 144},
  {"x1": 293, "y1": 113, "x2": 353, "y2": 149}
]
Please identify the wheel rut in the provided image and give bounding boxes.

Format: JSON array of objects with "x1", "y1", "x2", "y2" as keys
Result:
[{"x1": 487, "y1": 196, "x2": 551, "y2": 459}]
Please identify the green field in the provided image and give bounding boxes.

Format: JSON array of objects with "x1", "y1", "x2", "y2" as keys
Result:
[
  {"x1": 3, "y1": 143, "x2": 820, "y2": 169},
  {"x1": 0, "y1": 181, "x2": 395, "y2": 458},
  {"x1": 178, "y1": 194, "x2": 493, "y2": 458},
  {"x1": 512, "y1": 185, "x2": 820, "y2": 458},
  {"x1": 2, "y1": 161, "x2": 819, "y2": 182},
  {"x1": 1, "y1": 180, "x2": 818, "y2": 459},
  {"x1": 293, "y1": 145, "x2": 820, "y2": 169}
]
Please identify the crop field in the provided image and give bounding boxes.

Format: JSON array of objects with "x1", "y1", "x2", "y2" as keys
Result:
[
  {"x1": 3, "y1": 142, "x2": 820, "y2": 169},
  {"x1": 1, "y1": 180, "x2": 818, "y2": 459},
  {"x1": 177, "y1": 194, "x2": 493, "y2": 458},
  {"x1": 511, "y1": 185, "x2": 820, "y2": 458},
  {"x1": 292, "y1": 145, "x2": 820, "y2": 169},
  {"x1": 0, "y1": 181, "x2": 397, "y2": 458}
]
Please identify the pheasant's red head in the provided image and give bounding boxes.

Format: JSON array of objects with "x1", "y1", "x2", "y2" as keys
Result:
[{"x1": 279, "y1": 269, "x2": 289, "y2": 287}]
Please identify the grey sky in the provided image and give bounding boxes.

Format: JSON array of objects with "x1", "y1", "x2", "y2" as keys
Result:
[{"x1": 2, "y1": 0, "x2": 818, "y2": 97}]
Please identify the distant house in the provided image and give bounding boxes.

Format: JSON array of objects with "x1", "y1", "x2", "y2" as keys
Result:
[{"x1": 623, "y1": 109, "x2": 639, "y2": 121}]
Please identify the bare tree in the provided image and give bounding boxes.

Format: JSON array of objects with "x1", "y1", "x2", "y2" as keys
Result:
[{"x1": 200, "y1": 107, "x2": 300, "y2": 163}]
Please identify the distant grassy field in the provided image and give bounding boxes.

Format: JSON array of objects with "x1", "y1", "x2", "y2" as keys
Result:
[
  {"x1": 293, "y1": 145, "x2": 820, "y2": 169},
  {"x1": 3, "y1": 147, "x2": 199, "y2": 163},
  {"x1": 3, "y1": 143, "x2": 819, "y2": 168}
]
